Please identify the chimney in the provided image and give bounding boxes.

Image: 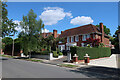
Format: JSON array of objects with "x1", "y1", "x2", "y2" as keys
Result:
[
  {"x1": 100, "y1": 23, "x2": 104, "y2": 43},
  {"x1": 61, "y1": 31, "x2": 64, "y2": 34},
  {"x1": 53, "y1": 30, "x2": 57, "y2": 38}
]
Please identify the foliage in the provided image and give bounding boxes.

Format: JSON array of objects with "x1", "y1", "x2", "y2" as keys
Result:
[
  {"x1": 70, "y1": 47, "x2": 111, "y2": 60},
  {"x1": 58, "y1": 64, "x2": 78, "y2": 68},
  {"x1": 39, "y1": 35, "x2": 65, "y2": 52},
  {"x1": 19, "y1": 9, "x2": 44, "y2": 56},
  {"x1": 58, "y1": 52, "x2": 63, "y2": 55},
  {"x1": 53, "y1": 51, "x2": 59, "y2": 57},
  {"x1": 82, "y1": 38, "x2": 100, "y2": 47},
  {"x1": 96, "y1": 24, "x2": 111, "y2": 35},
  {"x1": 110, "y1": 26, "x2": 120, "y2": 49},
  {"x1": 2, "y1": 2, "x2": 17, "y2": 37},
  {"x1": 87, "y1": 44, "x2": 91, "y2": 48},
  {"x1": 99, "y1": 43, "x2": 105, "y2": 47}
]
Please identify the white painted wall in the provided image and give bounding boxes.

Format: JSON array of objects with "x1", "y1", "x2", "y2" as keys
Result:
[{"x1": 31, "y1": 53, "x2": 63, "y2": 60}]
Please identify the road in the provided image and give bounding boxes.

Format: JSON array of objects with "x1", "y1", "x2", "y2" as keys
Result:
[
  {"x1": 1, "y1": 57, "x2": 120, "y2": 78},
  {"x1": 1, "y1": 57, "x2": 88, "y2": 78}
]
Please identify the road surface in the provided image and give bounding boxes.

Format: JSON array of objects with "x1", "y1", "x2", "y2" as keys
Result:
[
  {"x1": 1, "y1": 57, "x2": 120, "y2": 78},
  {"x1": 2, "y1": 57, "x2": 88, "y2": 78}
]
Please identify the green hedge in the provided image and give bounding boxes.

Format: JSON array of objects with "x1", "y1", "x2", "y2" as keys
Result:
[{"x1": 70, "y1": 46, "x2": 111, "y2": 60}]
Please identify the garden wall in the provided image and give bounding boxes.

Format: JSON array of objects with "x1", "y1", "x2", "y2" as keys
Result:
[
  {"x1": 31, "y1": 53, "x2": 63, "y2": 60},
  {"x1": 70, "y1": 47, "x2": 111, "y2": 60}
]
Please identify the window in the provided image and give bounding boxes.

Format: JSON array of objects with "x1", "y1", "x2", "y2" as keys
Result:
[
  {"x1": 67, "y1": 37, "x2": 69, "y2": 43},
  {"x1": 75, "y1": 35, "x2": 79, "y2": 42},
  {"x1": 59, "y1": 41, "x2": 62, "y2": 43},
  {"x1": 87, "y1": 34, "x2": 90, "y2": 38},
  {"x1": 71, "y1": 36, "x2": 74, "y2": 42},
  {"x1": 82, "y1": 34, "x2": 90, "y2": 41},
  {"x1": 82, "y1": 35, "x2": 86, "y2": 41}
]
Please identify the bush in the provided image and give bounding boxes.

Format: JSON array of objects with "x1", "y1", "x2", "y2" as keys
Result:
[
  {"x1": 58, "y1": 52, "x2": 63, "y2": 55},
  {"x1": 53, "y1": 51, "x2": 58, "y2": 57},
  {"x1": 70, "y1": 46, "x2": 111, "y2": 60}
]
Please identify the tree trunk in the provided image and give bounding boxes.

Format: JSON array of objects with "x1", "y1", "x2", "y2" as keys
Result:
[
  {"x1": 12, "y1": 35, "x2": 15, "y2": 56},
  {"x1": 29, "y1": 52, "x2": 31, "y2": 59}
]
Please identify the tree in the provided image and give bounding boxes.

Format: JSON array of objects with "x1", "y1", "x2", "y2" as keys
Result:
[
  {"x1": 2, "y1": 2, "x2": 17, "y2": 38},
  {"x1": 19, "y1": 9, "x2": 44, "y2": 57},
  {"x1": 39, "y1": 35, "x2": 65, "y2": 52},
  {"x1": 111, "y1": 26, "x2": 120, "y2": 49},
  {"x1": 96, "y1": 25, "x2": 111, "y2": 35},
  {"x1": 2, "y1": 37, "x2": 13, "y2": 52}
]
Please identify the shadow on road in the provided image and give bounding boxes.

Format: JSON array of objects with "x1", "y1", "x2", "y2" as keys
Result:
[
  {"x1": 0, "y1": 58, "x2": 8, "y2": 60},
  {"x1": 69, "y1": 66, "x2": 120, "y2": 78},
  {"x1": 13, "y1": 57, "x2": 29, "y2": 59}
]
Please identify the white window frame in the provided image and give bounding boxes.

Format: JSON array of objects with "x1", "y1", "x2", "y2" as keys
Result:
[
  {"x1": 87, "y1": 34, "x2": 90, "y2": 39},
  {"x1": 82, "y1": 35, "x2": 86, "y2": 41},
  {"x1": 71, "y1": 36, "x2": 74, "y2": 42},
  {"x1": 67, "y1": 37, "x2": 69, "y2": 43},
  {"x1": 75, "y1": 35, "x2": 79, "y2": 42}
]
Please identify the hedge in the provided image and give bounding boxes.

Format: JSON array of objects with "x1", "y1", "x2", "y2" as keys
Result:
[{"x1": 70, "y1": 46, "x2": 111, "y2": 60}]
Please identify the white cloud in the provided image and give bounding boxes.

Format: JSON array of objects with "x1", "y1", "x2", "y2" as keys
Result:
[
  {"x1": 13, "y1": 20, "x2": 25, "y2": 32},
  {"x1": 42, "y1": 28, "x2": 49, "y2": 33},
  {"x1": 70, "y1": 16, "x2": 94, "y2": 25},
  {"x1": 39, "y1": 7, "x2": 73, "y2": 25}
]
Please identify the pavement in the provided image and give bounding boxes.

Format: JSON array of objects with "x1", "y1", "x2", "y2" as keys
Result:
[{"x1": 88, "y1": 54, "x2": 118, "y2": 68}]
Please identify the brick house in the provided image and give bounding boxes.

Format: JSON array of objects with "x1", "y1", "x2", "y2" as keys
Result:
[
  {"x1": 41, "y1": 30, "x2": 60, "y2": 38},
  {"x1": 58, "y1": 23, "x2": 110, "y2": 51}
]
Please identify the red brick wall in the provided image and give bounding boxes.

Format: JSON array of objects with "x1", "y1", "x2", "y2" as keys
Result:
[{"x1": 104, "y1": 37, "x2": 109, "y2": 45}]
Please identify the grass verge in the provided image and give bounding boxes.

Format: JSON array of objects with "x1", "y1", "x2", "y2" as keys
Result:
[
  {"x1": 26, "y1": 59, "x2": 43, "y2": 62},
  {"x1": 58, "y1": 64, "x2": 78, "y2": 68},
  {"x1": 0, "y1": 54, "x2": 16, "y2": 58}
]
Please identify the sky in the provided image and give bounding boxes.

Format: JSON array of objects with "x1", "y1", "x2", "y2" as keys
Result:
[{"x1": 6, "y1": 2, "x2": 118, "y2": 38}]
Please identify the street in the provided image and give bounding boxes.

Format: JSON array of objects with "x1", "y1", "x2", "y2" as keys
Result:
[
  {"x1": 1, "y1": 57, "x2": 120, "y2": 78},
  {"x1": 2, "y1": 57, "x2": 88, "y2": 78}
]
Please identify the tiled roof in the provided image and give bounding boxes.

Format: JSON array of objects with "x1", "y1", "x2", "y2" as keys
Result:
[{"x1": 59, "y1": 24, "x2": 109, "y2": 38}]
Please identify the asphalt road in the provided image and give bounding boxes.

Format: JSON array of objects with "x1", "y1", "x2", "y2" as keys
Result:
[
  {"x1": 1, "y1": 57, "x2": 120, "y2": 79},
  {"x1": 1, "y1": 57, "x2": 89, "y2": 78}
]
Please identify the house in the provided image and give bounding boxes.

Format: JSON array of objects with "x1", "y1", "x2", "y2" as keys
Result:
[
  {"x1": 41, "y1": 30, "x2": 60, "y2": 38},
  {"x1": 58, "y1": 23, "x2": 110, "y2": 51}
]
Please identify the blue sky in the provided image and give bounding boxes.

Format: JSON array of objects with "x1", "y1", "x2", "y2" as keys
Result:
[{"x1": 7, "y1": 2, "x2": 118, "y2": 38}]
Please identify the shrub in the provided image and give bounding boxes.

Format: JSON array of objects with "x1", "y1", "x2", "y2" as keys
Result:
[
  {"x1": 70, "y1": 47, "x2": 111, "y2": 60},
  {"x1": 53, "y1": 51, "x2": 58, "y2": 57},
  {"x1": 58, "y1": 52, "x2": 63, "y2": 55}
]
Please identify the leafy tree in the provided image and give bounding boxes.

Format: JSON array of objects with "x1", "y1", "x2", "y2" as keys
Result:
[
  {"x1": 2, "y1": 2, "x2": 17, "y2": 38},
  {"x1": 39, "y1": 35, "x2": 65, "y2": 52},
  {"x1": 111, "y1": 26, "x2": 120, "y2": 49},
  {"x1": 96, "y1": 25, "x2": 111, "y2": 35},
  {"x1": 2, "y1": 37, "x2": 13, "y2": 51},
  {"x1": 19, "y1": 9, "x2": 44, "y2": 57}
]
